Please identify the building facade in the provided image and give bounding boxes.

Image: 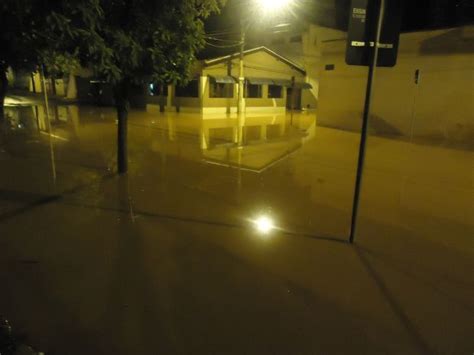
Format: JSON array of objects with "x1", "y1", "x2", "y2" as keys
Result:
[{"x1": 148, "y1": 47, "x2": 312, "y2": 114}]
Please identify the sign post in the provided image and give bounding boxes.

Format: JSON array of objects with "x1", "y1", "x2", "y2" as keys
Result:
[{"x1": 347, "y1": 0, "x2": 402, "y2": 243}]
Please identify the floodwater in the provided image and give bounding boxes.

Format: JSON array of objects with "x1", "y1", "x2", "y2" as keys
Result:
[
  {"x1": 0, "y1": 103, "x2": 472, "y2": 354},
  {"x1": 1, "y1": 104, "x2": 360, "y2": 239}
]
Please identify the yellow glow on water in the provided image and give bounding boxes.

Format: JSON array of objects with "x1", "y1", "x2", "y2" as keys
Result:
[
  {"x1": 40, "y1": 131, "x2": 68, "y2": 141},
  {"x1": 253, "y1": 215, "x2": 274, "y2": 234}
]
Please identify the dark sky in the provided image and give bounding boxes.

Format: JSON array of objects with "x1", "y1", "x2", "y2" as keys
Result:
[
  {"x1": 205, "y1": 0, "x2": 473, "y2": 31},
  {"x1": 202, "y1": 0, "x2": 473, "y2": 58}
]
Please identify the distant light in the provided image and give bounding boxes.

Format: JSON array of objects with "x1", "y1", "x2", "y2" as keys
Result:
[{"x1": 253, "y1": 215, "x2": 274, "y2": 234}]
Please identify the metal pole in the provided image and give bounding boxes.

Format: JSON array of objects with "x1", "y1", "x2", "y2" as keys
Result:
[
  {"x1": 40, "y1": 65, "x2": 57, "y2": 185},
  {"x1": 290, "y1": 76, "x2": 295, "y2": 125},
  {"x1": 349, "y1": 0, "x2": 385, "y2": 243},
  {"x1": 238, "y1": 19, "x2": 245, "y2": 114},
  {"x1": 117, "y1": 101, "x2": 128, "y2": 174}
]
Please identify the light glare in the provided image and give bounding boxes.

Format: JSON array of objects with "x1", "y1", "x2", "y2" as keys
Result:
[
  {"x1": 254, "y1": 216, "x2": 274, "y2": 234},
  {"x1": 255, "y1": 0, "x2": 293, "y2": 15}
]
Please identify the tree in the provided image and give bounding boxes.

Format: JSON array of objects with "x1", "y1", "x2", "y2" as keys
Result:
[
  {"x1": 0, "y1": 0, "x2": 36, "y2": 120},
  {"x1": 0, "y1": 0, "x2": 102, "y2": 119},
  {"x1": 84, "y1": 0, "x2": 225, "y2": 173},
  {"x1": 1, "y1": 0, "x2": 224, "y2": 173}
]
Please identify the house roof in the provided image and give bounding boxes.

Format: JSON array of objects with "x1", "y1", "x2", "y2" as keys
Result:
[{"x1": 203, "y1": 46, "x2": 306, "y2": 75}]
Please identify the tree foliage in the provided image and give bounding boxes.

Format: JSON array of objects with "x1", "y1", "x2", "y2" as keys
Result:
[
  {"x1": 1, "y1": 0, "x2": 224, "y2": 84},
  {"x1": 0, "y1": 0, "x2": 101, "y2": 75},
  {"x1": 0, "y1": 0, "x2": 102, "y2": 119},
  {"x1": 85, "y1": 0, "x2": 225, "y2": 87},
  {"x1": 1, "y1": 0, "x2": 225, "y2": 172}
]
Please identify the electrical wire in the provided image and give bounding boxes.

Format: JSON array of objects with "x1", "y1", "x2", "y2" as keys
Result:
[
  {"x1": 205, "y1": 36, "x2": 241, "y2": 44},
  {"x1": 205, "y1": 29, "x2": 240, "y2": 36},
  {"x1": 205, "y1": 40, "x2": 241, "y2": 48}
]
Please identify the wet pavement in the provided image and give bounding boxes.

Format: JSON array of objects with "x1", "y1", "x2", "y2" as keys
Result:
[{"x1": 0, "y1": 103, "x2": 473, "y2": 354}]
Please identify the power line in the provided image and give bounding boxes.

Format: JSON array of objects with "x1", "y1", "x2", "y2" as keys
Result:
[
  {"x1": 205, "y1": 41, "x2": 241, "y2": 48},
  {"x1": 205, "y1": 36, "x2": 241, "y2": 44},
  {"x1": 205, "y1": 29, "x2": 240, "y2": 36}
]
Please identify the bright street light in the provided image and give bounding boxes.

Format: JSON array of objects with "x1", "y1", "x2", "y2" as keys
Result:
[
  {"x1": 238, "y1": 0, "x2": 295, "y2": 114},
  {"x1": 254, "y1": 0, "x2": 293, "y2": 15}
]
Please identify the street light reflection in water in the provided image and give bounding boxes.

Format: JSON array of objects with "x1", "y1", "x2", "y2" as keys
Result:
[{"x1": 252, "y1": 215, "x2": 275, "y2": 235}]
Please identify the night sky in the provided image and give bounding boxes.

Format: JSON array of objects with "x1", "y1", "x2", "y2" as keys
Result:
[{"x1": 202, "y1": 0, "x2": 473, "y2": 58}]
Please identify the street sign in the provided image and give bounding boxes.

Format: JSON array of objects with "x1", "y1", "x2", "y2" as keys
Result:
[{"x1": 346, "y1": 0, "x2": 403, "y2": 67}]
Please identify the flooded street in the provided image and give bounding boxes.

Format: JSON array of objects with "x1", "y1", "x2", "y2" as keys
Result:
[
  {"x1": 0, "y1": 103, "x2": 473, "y2": 354},
  {"x1": 1, "y1": 104, "x2": 359, "y2": 238}
]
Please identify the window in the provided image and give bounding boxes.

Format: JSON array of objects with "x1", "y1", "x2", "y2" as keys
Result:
[
  {"x1": 245, "y1": 83, "x2": 262, "y2": 98},
  {"x1": 268, "y1": 85, "x2": 282, "y2": 98},
  {"x1": 210, "y1": 83, "x2": 233, "y2": 98},
  {"x1": 176, "y1": 80, "x2": 199, "y2": 97}
]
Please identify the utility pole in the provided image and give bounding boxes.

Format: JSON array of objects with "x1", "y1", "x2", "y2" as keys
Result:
[
  {"x1": 290, "y1": 76, "x2": 295, "y2": 125},
  {"x1": 238, "y1": 19, "x2": 245, "y2": 114}
]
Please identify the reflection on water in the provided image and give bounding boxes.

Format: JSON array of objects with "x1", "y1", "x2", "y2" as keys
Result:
[
  {"x1": 2, "y1": 102, "x2": 472, "y2": 244},
  {"x1": 4, "y1": 104, "x2": 112, "y2": 137},
  {"x1": 200, "y1": 114, "x2": 315, "y2": 172},
  {"x1": 251, "y1": 214, "x2": 276, "y2": 235},
  {"x1": 1, "y1": 104, "x2": 119, "y2": 197},
  {"x1": 3, "y1": 105, "x2": 315, "y2": 173},
  {"x1": 1, "y1": 104, "x2": 340, "y2": 237}
]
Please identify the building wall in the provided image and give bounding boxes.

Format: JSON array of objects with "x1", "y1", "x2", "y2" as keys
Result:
[
  {"x1": 199, "y1": 50, "x2": 301, "y2": 113},
  {"x1": 200, "y1": 75, "x2": 237, "y2": 113},
  {"x1": 30, "y1": 72, "x2": 42, "y2": 93},
  {"x1": 263, "y1": 25, "x2": 346, "y2": 110},
  {"x1": 18, "y1": 67, "x2": 94, "y2": 98},
  {"x1": 317, "y1": 26, "x2": 474, "y2": 147},
  {"x1": 53, "y1": 78, "x2": 66, "y2": 96}
]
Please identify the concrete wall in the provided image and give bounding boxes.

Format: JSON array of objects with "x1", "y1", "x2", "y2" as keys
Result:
[
  {"x1": 300, "y1": 26, "x2": 346, "y2": 109},
  {"x1": 53, "y1": 78, "x2": 66, "y2": 96},
  {"x1": 29, "y1": 72, "x2": 42, "y2": 93},
  {"x1": 317, "y1": 26, "x2": 474, "y2": 148},
  {"x1": 7, "y1": 69, "x2": 44, "y2": 93},
  {"x1": 263, "y1": 25, "x2": 347, "y2": 110},
  {"x1": 16, "y1": 67, "x2": 94, "y2": 98}
]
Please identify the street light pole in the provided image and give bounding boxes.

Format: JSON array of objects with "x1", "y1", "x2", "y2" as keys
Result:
[
  {"x1": 237, "y1": 0, "x2": 293, "y2": 114},
  {"x1": 238, "y1": 19, "x2": 246, "y2": 114},
  {"x1": 349, "y1": 0, "x2": 385, "y2": 243}
]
